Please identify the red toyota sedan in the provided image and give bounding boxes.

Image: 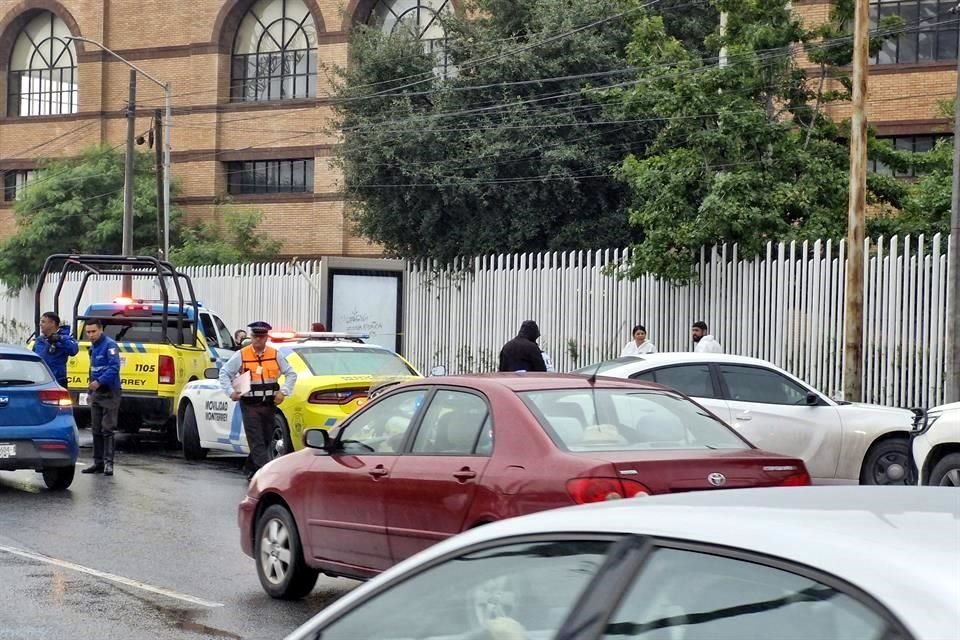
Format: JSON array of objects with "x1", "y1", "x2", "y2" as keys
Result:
[{"x1": 238, "y1": 374, "x2": 810, "y2": 599}]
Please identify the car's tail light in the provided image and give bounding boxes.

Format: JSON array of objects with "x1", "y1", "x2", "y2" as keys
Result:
[
  {"x1": 158, "y1": 356, "x2": 175, "y2": 385},
  {"x1": 566, "y1": 477, "x2": 650, "y2": 504},
  {"x1": 37, "y1": 441, "x2": 68, "y2": 450},
  {"x1": 779, "y1": 471, "x2": 812, "y2": 486},
  {"x1": 38, "y1": 389, "x2": 72, "y2": 408},
  {"x1": 308, "y1": 388, "x2": 368, "y2": 405}
]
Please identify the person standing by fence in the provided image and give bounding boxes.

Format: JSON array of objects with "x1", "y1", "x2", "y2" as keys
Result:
[
  {"x1": 621, "y1": 324, "x2": 657, "y2": 356},
  {"x1": 499, "y1": 320, "x2": 547, "y2": 373},
  {"x1": 692, "y1": 321, "x2": 723, "y2": 353}
]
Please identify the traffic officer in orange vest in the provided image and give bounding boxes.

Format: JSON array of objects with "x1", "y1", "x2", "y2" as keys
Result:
[{"x1": 219, "y1": 321, "x2": 297, "y2": 479}]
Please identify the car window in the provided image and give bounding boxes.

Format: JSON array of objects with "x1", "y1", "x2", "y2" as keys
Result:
[
  {"x1": 0, "y1": 355, "x2": 52, "y2": 385},
  {"x1": 602, "y1": 547, "x2": 894, "y2": 640},
  {"x1": 199, "y1": 313, "x2": 218, "y2": 347},
  {"x1": 313, "y1": 539, "x2": 613, "y2": 640},
  {"x1": 637, "y1": 365, "x2": 717, "y2": 399},
  {"x1": 212, "y1": 315, "x2": 233, "y2": 349},
  {"x1": 294, "y1": 346, "x2": 417, "y2": 376},
  {"x1": 475, "y1": 415, "x2": 493, "y2": 456},
  {"x1": 412, "y1": 390, "x2": 490, "y2": 455},
  {"x1": 340, "y1": 390, "x2": 426, "y2": 454},
  {"x1": 720, "y1": 365, "x2": 809, "y2": 405},
  {"x1": 521, "y1": 389, "x2": 747, "y2": 452}
]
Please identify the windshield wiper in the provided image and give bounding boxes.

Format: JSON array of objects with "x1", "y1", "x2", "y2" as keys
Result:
[{"x1": 0, "y1": 379, "x2": 36, "y2": 386}]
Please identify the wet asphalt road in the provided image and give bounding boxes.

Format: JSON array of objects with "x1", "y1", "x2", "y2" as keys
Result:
[{"x1": 0, "y1": 432, "x2": 358, "y2": 640}]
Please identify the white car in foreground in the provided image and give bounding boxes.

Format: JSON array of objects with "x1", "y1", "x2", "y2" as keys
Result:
[
  {"x1": 913, "y1": 402, "x2": 960, "y2": 486},
  {"x1": 286, "y1": 487, "x2": 959, "y2": 640},
  {"x1": 576, "y1": 354, "x2": 915, "y2": 485}
]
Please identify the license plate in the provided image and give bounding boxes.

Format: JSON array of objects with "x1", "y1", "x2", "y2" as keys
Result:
[
  {"x1": 78, "y1": 393, "x2": 89, "y2": 406},
  {"x1": 0, "y1": 444, "x2": 15, "y2": 459}
]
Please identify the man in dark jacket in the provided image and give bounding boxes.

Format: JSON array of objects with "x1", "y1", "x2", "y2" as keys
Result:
[
  {"x1": 81, "y1": 319, "x2": 122, "y2": 477},
  {"x1": 498, "y1": 320, "x2": 547, "y2": 372}
]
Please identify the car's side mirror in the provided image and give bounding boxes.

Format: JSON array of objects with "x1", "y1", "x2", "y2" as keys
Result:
[
  {"x1": 806, "y1": 392, "x2": 820, "y2": 406},
  {"x1": 430, "y1": 365, "x2": 447, "y2": 377},
  {"x1": 203, "y1": 367, "x2": 219, "y2": 380},
  {"x1": 304, "y1": 428, "x2": 331, "y2": 451}
]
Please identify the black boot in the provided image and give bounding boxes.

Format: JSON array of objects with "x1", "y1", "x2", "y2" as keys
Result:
[
  {"x1": 82, "y1": 434, "x2": 104, "y2": 474},
  {"x1": 103, "y1": 433, "x2": 115, "y2": 477}
]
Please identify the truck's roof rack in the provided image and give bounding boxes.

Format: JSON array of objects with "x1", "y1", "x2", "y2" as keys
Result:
[{"x1": 36, "y1": 254, "x2": 200, "y2": 346}]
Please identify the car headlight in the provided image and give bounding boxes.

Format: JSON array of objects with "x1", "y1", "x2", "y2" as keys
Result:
[{"x1": 912, "y1": 409, "x2": 940, "y2": 435}]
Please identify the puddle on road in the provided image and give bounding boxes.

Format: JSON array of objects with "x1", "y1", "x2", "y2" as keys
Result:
[{"x1": 160, "y1": 608, "x2": 243, "y2": 639}]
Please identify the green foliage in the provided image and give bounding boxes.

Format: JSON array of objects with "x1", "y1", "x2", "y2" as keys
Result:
[
  {"x1": 610, "y1": 0, "x2": 934, "y2": 281},
  {"x1": 330, "y1": 0, "x2": 718, "y2": 264},
  {"x1": 0, "y1": 146, "x2": 181, "y2": 288},
  {"x1": 170, "y1": 206, "x2": 282, "y2": 266},
  {"x1": 0, "y1": 146, "x2": 280, "y2": 289}
]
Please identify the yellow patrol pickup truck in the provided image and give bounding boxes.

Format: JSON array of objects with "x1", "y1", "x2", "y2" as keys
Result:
[{"x1": 36, "y1": 255, "x2": 238, "y2": 439}]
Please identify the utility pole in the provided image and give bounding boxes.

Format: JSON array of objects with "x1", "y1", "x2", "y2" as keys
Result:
[
  {"x1": 843, "y1": 0, "x2": 869, "y2": 402},
  {"x1": 945, "y1": 3, "x2": 960, "y2": 404},
  {"x1": 154, "y1": 109, "x2": 164, "y2": 257},
  {"x1": 122, "y1": 69, "x2": 136, "y2": 297}
]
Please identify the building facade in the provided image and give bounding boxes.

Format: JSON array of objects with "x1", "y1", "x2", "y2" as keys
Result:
[
  {"x1": 795, "y1": 0, "x2": 955, "y2": 170},
  {"x1": 0, "y1": 0, "x2": 456, "y2": 256},
  {"x1": 0, "y1": 0, "x2": 948, "y2": 258}
]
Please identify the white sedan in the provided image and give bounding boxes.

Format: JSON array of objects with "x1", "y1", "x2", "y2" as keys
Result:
[
  {"x1": 286, "y1": 487, "x2": 959, "y2": 640},
  {"x1": 576, "y1": 354, "x2": 914, "y2": 484},
  {"x1": 913, "y1": 402, "x2": 960, "y2": 486}
]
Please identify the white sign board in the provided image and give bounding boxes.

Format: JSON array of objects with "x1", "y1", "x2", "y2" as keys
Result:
[{"x1": 331, "y1": 274, "x2": 399, "y2": 351}]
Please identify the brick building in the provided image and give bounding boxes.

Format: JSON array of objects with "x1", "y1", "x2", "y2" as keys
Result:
[
  {"x1": 794, "y1": 0, "x2": 955, "y2": 173},
  {"x1": 0, "y1": 0, "x2": 950, "y2": 258},
  {"x1": 0, "y1": 0, "x2": 457, "y2": 256}
]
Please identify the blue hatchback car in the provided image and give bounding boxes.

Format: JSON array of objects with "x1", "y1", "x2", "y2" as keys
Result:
[{"x1": 0, "y1": 345, "x2": 78, "y2": 490}]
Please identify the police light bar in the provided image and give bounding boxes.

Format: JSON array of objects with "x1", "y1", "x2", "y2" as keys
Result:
[{"x1": 268, "y1": 331, "x2": 370, "y2": 342}]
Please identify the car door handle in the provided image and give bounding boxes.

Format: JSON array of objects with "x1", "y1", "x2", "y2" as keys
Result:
[
  {"x1": 452, "y1": 469, "x2": 477, "y2": 481},
  {"x1": 735, "y1": 413, "x2": 753, "y2": 421},
  {"x1": 368, "y1": 466, "x2": 389, "y2": 478}
]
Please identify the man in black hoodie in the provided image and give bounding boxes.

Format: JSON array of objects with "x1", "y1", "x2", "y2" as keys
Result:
[{"x1": 498, "y1": 320, "x2": 548, "y2": 372}]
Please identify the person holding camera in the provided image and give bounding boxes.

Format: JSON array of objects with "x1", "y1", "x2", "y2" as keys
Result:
[{"x1": 33, "y1": 311, "x2": 79, "y2": 388}]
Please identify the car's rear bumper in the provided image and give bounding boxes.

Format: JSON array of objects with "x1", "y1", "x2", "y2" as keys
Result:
[
  {"x1": 0, "y1": 415, "x2": 79, "y2": 468},
  {"x1": 71, "y1": 392, "x2": 174, "y2": 426},
  {"x1": 0, "y1": 416, "x2": 79, "y2": 472},
  {"x1": 238, "y1": 495, "x2": 259, "y2": 558}
]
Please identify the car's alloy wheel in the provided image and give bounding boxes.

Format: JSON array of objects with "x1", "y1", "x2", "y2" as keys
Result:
[
  {"x1": 930, "y1": 453, "x2": 960, "y2": 487},
  {"x1": 939, "y1": 469, "x2": 960, "y2": 487},
  {"x1": 259, "y1": 517, "x2": 292, "y2": 586},
  {"x1": 254, "y1": 504, "x2": 318, "y2": 599},
  {"x1": 269, "y1": 413, "x2": 293, "y2": 460}
]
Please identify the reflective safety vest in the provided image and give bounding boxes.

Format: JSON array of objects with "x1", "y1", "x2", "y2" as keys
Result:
[{"x1": 241, "y1": 345, "x2": 281, "y2": 398}]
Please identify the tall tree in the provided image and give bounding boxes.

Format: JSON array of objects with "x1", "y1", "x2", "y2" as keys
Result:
[
  {"x1": 0, "y1": 146, "x2": 280, "y2": 288},
  {"x1": 330, "y1": 0, "x2": 718, "y2": 264},
  {"x1": 609, "y1": 0, "x2": 907, "y2": 281}
]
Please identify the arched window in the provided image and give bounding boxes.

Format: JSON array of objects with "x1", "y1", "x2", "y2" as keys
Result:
[
  {"x1": 7, "y1": 12, "x2": 77, "y2": 117},
  {"x1": 231, "y1": 0, "x2": 318, "y2": 102},
  {"x1": 367, "y1": 0, "x2": 453, "y2": 74}
]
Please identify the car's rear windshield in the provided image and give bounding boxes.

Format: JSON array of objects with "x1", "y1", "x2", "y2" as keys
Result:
[
  {"x1": 573, "y1": 357, "x2": 645, "y2": 376},
  {"x1": 0, "y1": 355, "x2": 52, "y2": 386},
  {"x1": 88, "y1": 319, "x2": 195, "y2": 344},
  {"x1": 293, "y1": 346, "x2": 416, "y2": 377},
  {"x1": 519, "y1": 388, "x2": 749, "y2": 452}
]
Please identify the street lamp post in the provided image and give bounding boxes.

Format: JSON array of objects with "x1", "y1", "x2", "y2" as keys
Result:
[{"x1": 66, "y1": 36, "x2": 172, "y2": 261}]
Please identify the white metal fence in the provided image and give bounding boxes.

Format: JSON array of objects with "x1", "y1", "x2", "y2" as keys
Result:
[
  {"x1": 0, "y1": 235, "x2": 949, "y2": 408},
  {"x1": 406, "y1": 235, "x2": 950, "y2": 409}
]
